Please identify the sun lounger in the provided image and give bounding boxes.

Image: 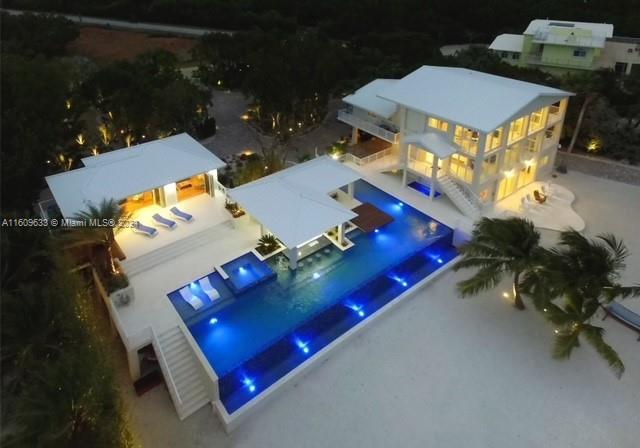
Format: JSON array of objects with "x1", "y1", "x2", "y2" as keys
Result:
[
  {"x1": 170, "y1": 206, "x2": 193, "y2": 222},
  {"x1": 152, "y1": 213, "x2": 177, "y2": 229},
  {"x1": 603, "y1": 302, "x2": 640, "y2": 340},
  {"x1": 179, "y1": 286, "x2": 204, "y2": 310},
  {"x1": 132, "y1": 221, "x2": 158, "y2": 237},
  {"x1": 198, "y1": 276, "x2": 221, "y2": 302}
]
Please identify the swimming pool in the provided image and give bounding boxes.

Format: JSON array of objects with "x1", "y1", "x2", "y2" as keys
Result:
[
  {"x1": 221, "y1": 252, "x2": 276, "y2": 294},
  {"x1": 178, "y1": 180, "x2": 457, "y2": 413}
]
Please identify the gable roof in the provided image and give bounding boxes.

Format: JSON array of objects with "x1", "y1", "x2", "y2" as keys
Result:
[
  {"x1": 46, "y1": 133, "x2": 225, "y2": 218},
  {"x1": 228, "y1": 157, "x2": 360, "y2": 248},
  {"x1": 376, "y1": 66, "x2": 572, "y2": 133},
  {"x1": 489, "y1": 34, "x2": 525, "y2": 53},
  {"x1": 342, "y1": 79, "x2": 398, "y2": 118}
]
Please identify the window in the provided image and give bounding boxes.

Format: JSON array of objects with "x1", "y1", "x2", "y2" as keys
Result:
[
  {"x1": 528, "y1": 108, "x2": 546, "y2": 134},
  {"x1": 486, "y1": 127, "x2": 503, "y2": 151},
  {"x1": 454, "y1": 125, "x2": 479, "y2": 156},
  {"x1": 511, "y1": 53, "x2": 520, "y2": 60},
  {"x1": 501, "y1": 51, "x2": 508, "y2": 58},
  {"x1": 503, "y1": 145, "x2": 519, "y2": 168},
  {"x1": 573, "y1": 48, "x2": 587, "y2": 57},
  {"x1": 449, "y1": 154, "x2": 474, "y2": 183},
  {"x1": 540, "y1": 155, "x2": 550, "y2": 167},
  {"x1": 428, "y1": 117, "x2": 449, "y2": 132},
  {"x1": 615, "y1": 62, "x2": 628, "y2": 74},
  {"x1": 508, "y1": 116, "x2": 528, "y2": 144},
  {"x1": 408, "y1": 146, "x2": 441, "y2": 176}
]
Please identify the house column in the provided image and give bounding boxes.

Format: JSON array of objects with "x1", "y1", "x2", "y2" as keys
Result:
[
  {"x1": 337, "y1": 223, "x2": 345, "y2": 245},
  {"x1": 260, "y1": 224, "x2": 265, "y2": 236},
  {"x1": 347, "y1": 182, "x2": 354, "y2": 199},
  {"x1": 430, "y1": 155, "x2": 439, "y2": 200},
  {"x1": 350, "y1": 127, "x2": 359, "y2": 146},
  {"x1": 162, "y1": 182, "x2": 178, "y2": 207},
  {"x1": 287, "y1": 247, "x2": 298, "y2": 270}
]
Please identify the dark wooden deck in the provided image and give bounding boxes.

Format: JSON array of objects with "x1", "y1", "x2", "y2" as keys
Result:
[{"x1": 351, "y1": 202, "x2": 394, "y2": 233}]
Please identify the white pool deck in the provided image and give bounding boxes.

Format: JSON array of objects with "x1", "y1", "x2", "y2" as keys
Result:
[
  {"x1": 491, "y1": 180, "x2": 586, "y2": 231},
  {"x1": 120, "y1": 169, "x2": 640, "y2": 448}
]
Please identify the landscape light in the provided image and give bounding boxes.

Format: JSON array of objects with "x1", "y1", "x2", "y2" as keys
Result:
[{"x1": 502, "y1": 292, "x2": 510, "y2": 298}]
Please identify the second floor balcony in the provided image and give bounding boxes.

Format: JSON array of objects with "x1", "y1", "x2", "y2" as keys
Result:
[
  {"x1": 337, "y1": 109, "x2": 400, "y2": 144},
  {"x1": 525, "y1": 53, "x2": 594, "y2": 70}
]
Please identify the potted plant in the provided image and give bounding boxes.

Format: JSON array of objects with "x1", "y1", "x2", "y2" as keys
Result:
[{"x1": 256, "y1": 234, "x2": 280, "y2": 256}]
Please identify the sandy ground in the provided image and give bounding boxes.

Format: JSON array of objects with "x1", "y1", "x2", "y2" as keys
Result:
[
  {"x1": 119, "y1": 170, "x2": 640, "y2": 448},
  {"x1": 67, "y1": 26, "x2": 196, "y2": 62}
]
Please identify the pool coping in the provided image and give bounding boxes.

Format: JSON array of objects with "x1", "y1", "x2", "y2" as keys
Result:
[{"x1": 211, "y1": 253, "x2": 463, "y2": 433}]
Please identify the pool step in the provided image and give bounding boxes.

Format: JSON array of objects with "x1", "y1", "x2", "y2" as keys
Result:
[
  {"x1": 122, "y1": 220, "x2": 234, "y2": 276},
  {"x1": 152, "y1": 325, "x2": 211, "y2": 420}
]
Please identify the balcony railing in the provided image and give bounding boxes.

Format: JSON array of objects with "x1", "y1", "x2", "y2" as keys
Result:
[
  {"x1": 525, "y1": 53, "x2": 593, "y2": 69},
  {"x1": 337, "y1": 109, "x2": 399, "y2": 144}
]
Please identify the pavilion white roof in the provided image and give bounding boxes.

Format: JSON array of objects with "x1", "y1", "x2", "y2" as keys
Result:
[
  {"x1": 46, "y1": 133, "x2": 225, "y2": 218},
  {"x1": 343, "y1": 79, "x2": 398, "y2": 119},
  {"x1": 228, "y1": 157, "x2": 360, "y2": 248},
  {"x1": 405, "y1": 132, "x2": 458, "y2": 159},
  {"x1": 489, "y1": 34, "x2": 524, "y2": 53},
  {"x1": 376, "y1": 66, "x2": 572, "y2": 133}
]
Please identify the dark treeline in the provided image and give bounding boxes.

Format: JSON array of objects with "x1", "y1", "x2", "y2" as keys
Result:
[{"x1": 6, "y1": 0, "x2": 640, "y2": 39}]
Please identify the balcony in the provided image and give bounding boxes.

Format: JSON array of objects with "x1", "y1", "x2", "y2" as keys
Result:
[
  {"x1": 337, "y1": 109, "x2": 399, "y2": 144},
  {"x1": 525, "y1": 53, "x2": 593, "y2": 70}
]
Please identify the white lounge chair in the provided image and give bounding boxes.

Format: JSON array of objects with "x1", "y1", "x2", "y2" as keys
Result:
[
  {"x1": 170, "y1": 206, "x2": 193, "y2": 222},
  {"x1": 199, "y1": 277, "x2": 221, "y2": 302},
  {"x1": 152, "y1": 213, "x2": 177, "y2": 229},
  {"x1": 179, "y1": 286, "x2": 204, "y2": 310},
  {"x1": 132, "y1": 221, "x2": 158, "y2": 237}
]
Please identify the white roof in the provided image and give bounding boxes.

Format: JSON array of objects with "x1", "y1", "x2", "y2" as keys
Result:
[
  {"x1": 524, "y1": 19, "x2": 613, "y2": 38},
  {"x1": 343, "y1": 79, "x2": 398, "y2": 119},
  {"x1": 377, "y1": 66, "x2": 572, "y2": 133},
  {"x1": 489, "y1": 34, "x2": 524, "y2": 52},
  {"x1": 405, "y1": 132, "x2": 458, "y2": 159},
  {"x1": 46, "y1": 133, "x2": 225, "y2": 218},
  {"x1": 228, "y1": 157, "x2": 360, "y2": 248}
]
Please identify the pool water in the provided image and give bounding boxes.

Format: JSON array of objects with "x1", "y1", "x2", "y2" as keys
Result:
[
  {"x1": 408, "y1": 180, "x2": 441, "y2": 198},
  {"x1": 221, "y1": 252, "x2": 276, "y2": 294},
  {"x1": 180, "y1": 180, "x2": 457, "y2": 412}
]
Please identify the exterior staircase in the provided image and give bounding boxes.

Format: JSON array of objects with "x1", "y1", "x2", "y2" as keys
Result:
[
  {"x1": 438, "y1": 175, "x2": 482, "y2": 220},
  {"x1": 152, "y1": 326, "x2": 211, "y2": 420}
]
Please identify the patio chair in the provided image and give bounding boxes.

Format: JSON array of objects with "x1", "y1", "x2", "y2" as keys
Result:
[
  {"x1": 533, "y1": 190, "x2": 547, "y2": 204},
  {"x1": 179, "y1": 286, "x2": 204, "y2": 310},
  {"x1": 603, "y1": 302, "x2": 640, "y2": 341},
  {"x1": 170, "y1": 206, "x2": 193, "y2": 222},
  {"x1": 198, "y1": 276, "x2": 221, "y2": 302},
  {"x1": 132, "y1": 221, "x2": 158, "y2": 237},
  {"x1": 152, "y1": 213, "x2": 177, "y2": 229}
]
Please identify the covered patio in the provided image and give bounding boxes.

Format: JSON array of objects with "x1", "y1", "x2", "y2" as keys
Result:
[
  {"x1": 228, "y1": 156, "x2": 362, "y2": 269},
  {"x1": 403, "y1": 132, "x2": 458, "y2": 199}
]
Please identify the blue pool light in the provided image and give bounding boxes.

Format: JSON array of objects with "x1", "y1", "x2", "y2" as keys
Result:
[
  {"x1": 437, "y1": 258, "x2": 443, "y2": 264},
  {"x1": 374, "y1": 228, "x2": 379, "y2": 233},
  {"x1": 390, "y1": 274, "x2": 408, "y2": 287},
  {"x1": 345, "y1": 303, "x2": 366, "y2": 317},
  {"x1": 294, "y1": 337, "x2": 310, "y2": 354},
  {"x1": 398, "y1": 201, "x2": 404, "y2": 207},
  {"x1": 426, "y1": 252, "x2": 445, "y2": 264},
  {"x1": 242, "y1": 376, "x2": 256, "y2": 393},
  {"x1": 209, "y1": 317, "x2": 219, "y2": 325},
  {"x1": 238, "y1": 266, "x2": 247, "y2": 274}
]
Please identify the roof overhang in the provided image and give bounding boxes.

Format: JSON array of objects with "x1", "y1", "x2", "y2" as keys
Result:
[
  {"x1": 228, "y1": 156, "x2": 361, "y2": 248},
  {"x1": 405, "y1": 132, "x2": 458, "y2": 159}
]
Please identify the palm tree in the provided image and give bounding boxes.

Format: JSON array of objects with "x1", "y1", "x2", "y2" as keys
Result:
[
  {"x1": 523, "y1": 230, "x2": 639, "y2": 377},
  {"x1": 67, "y1": 199, "x2": 129, "y2": 274},
  {"x1": 453, "y1": 217, "x2": 542, "y2": 310}
]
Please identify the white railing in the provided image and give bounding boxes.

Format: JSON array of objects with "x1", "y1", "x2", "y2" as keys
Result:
[
  {"x1": 337, "y1": 110, "x2": 399, "y2": 144},
  {"x1": 343, "y1": 147, "x2": 393, "y2": 166},
  {"x1": 443, "y1": 174, "x2": 484, "y2": 211}
]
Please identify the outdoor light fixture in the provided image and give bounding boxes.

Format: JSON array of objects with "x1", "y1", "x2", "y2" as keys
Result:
[{"x1": 502, "y1": 292, "x2": 510, "y2": 298}]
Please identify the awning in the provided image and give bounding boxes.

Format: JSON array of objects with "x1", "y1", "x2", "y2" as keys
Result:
[{"x1": 405, "y1": 132, "x2": 458, "y2": 159}]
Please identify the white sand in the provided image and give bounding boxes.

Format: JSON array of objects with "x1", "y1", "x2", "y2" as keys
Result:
[{"x1": 121, "y1": 171, "x2": 640, "y2": 448}]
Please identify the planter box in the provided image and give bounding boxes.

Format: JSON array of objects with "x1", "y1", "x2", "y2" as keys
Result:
[{"x1": 110, "y1": 285, "x2": 135, "y2": 307}]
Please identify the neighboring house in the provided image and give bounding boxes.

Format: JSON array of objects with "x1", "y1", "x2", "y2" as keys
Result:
[
  {"x1": 489, "y1": 19, "x2": 640, "y2": 75},
  {"x1": 338, "y1": 66, "x2": 573, "y2": 218}
]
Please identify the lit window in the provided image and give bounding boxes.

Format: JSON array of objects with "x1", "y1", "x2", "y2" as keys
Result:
[{"x1": 428, "y1": 117, "x2": 449, "y2": 132}]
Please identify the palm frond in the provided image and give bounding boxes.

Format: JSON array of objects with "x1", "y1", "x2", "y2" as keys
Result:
[
  {"x1": 552, "y1": 329, "x2": 580, "y2": 359},
  {"x1": 582, "y1": 325, "x2": 625, "y2": 378},
  {"x1": 456, "y1": 262, "x2": 505, "y2": 297}
]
